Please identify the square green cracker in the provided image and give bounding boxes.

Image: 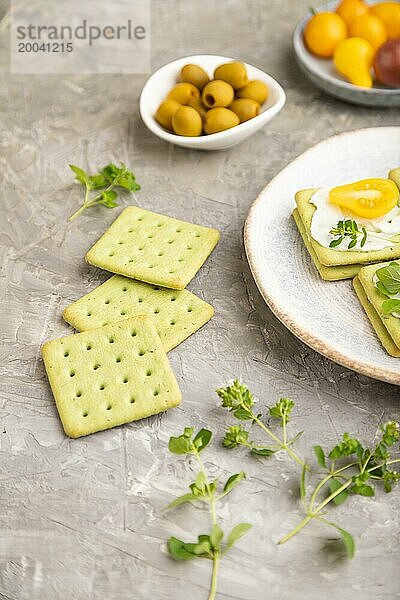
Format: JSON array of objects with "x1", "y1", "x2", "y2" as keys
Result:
[
  {"x1": 356, "y1": 262, "x2": 400, "y2": 352},
  {"x1": 353, "y1": 275, "x2": 400, "y2": 358},
  {"x1": 62, "y1": 275, "x2": 214, "y2": 352},
  {"x1": 85, "y1": 206, "x2": 220, "y2": 290},
  {"x1": 292, "y1": 209, "x2": 362, "y2": 281},
  {"x1": 42, "y1": 315, "x2": 181, "y2": 438},
  {"x1": 295, "y1": 188, "x2": 400, "y2": 268}
]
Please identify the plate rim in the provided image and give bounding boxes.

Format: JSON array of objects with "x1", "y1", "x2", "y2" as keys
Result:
[{"x1": 244, "y1": 126, "x2": 400, "y2": 386}]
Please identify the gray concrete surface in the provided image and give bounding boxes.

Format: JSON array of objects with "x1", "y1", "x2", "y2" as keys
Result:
[{"x1": 1, "y1": 1, "x2": 400, "y2": 599}]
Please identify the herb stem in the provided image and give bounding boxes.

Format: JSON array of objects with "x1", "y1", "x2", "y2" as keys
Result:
[
  {"x1": 208, "y1": 554, "x2": 220, "y2": 600},
  {"x1": 252, "y1": 414, "x2": 307, "y2": 469},
  {"x1": 278, "y1": 514, "x2": 313, "y2": 545}
]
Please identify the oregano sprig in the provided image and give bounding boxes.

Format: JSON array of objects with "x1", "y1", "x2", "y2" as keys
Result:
[
  {"x1": 165, "y1": 427, "x2": 251, "y2": 600},
  {"x1": 278, "y1": 422, "x2": 400, "y2": 557},
  {"x1": 329, "y1": 219, "x2": 367, "y2": 249},
  {"x1": 68, "y1": 163, "x2": 140, "y2": 221},
  {"x1": 216, "y1": 380, "x2": 306, "y2": 469}
]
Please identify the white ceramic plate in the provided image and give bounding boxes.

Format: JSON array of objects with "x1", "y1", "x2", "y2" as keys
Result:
[
  {"x1": 139, "y1": 55, "x2": 286, "y2": 150},
  {"x1": 293, "y1": 2, "x2": 400, "y2": 108},
  {"x1": 244, "y1": 127, "x2": 400, "y2": 386}
]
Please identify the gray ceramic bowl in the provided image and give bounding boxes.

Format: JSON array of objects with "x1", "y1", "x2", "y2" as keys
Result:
[{"x1": 293, "y1": 2, "x2": 400, "y2": 108}]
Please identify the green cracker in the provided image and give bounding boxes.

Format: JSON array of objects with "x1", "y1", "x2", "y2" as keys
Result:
[
  {"x1": 356, "y1": 262, "x2": 400, "y2": 353},
  {"x1": 42, "y1": 315, "x2": 181, "y2": 438},
  {"x1": 62, "y1": 275, "x2": 214, "y2": 352},
  {"x1": 353, "y1": 275, "x2": 400, "y2": 358},
  {"x1": 295, "y1": 188, "x2": 400, "y2": 268},
  {"x1": 292, "y1": 208, "x2": 361, "y2": 281},
  {"x1": 85, "y1": 206, "x2": 220, "y2": 290}
]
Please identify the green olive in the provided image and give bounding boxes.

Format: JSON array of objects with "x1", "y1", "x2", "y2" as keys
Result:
[
  {"x1": 187, "y1": 97, "x2": 208, "y2": 120},
  {"x1": 229, "y1": 98, "x2": 260, "y2": 123},
  {"x1": 180, "y1": 64, "x2": 210, "y2": 91},
  {"x1": 168, "y1": 82, "x2": 200, "y2": 104},
  {"x1": 202, "y1": 80, "x2": 234, "y2": 108},
  {"x1": 213, "y1": 61, "x2": 248, "y2": 90},
  {"x1": 155, "y1": 99, "x2": 181, "y2": 131},
  {"x1": 172, "y1": 105, "x2": 202, "y2": 136},
  {"x1": 204, "y1": 107, "x2": 240, "y2": 135},
  {"x1": 237, "y1": 80, "x2": 269, "y2": 104}
]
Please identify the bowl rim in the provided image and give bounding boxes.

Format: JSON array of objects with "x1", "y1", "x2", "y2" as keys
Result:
[
  {"x1": 293, "y1": 4, "x2": 400, "y2": 97},
  {"x1": 139, "y1": 53, "x2": 286, "y2": 145}
]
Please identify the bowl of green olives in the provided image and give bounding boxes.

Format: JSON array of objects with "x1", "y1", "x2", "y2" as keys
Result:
[{"x1": 139, "y1": 55, "x2": 286, "y2": 150}]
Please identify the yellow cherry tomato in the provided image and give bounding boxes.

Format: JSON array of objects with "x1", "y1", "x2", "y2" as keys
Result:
[
  {"x1": 334, "y1": 37, "x2": 375, "y2": 87},
  {"x1": 370, "y1": 2, "x2": 400, "y2": 39},
  {"x1": 349, "y1": 13, "x2": 388, "y2": 50},
  {"x1": 329, "y1": 178, "x2": 399, "y2": 218},
  {"x1": 336, "y1": 0, "x2": 369, "y2": 27},
  {"x1": 304, "y1": 12, "x2": 348, "y2": 58}
]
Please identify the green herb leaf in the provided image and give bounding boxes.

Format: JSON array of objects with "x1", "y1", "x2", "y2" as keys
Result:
[
  {"x1": 165, "y1": 493, "x2": 201, "y2": 510},
  {"x1": 168, "y1": 537, "x2": 199, "y2": 560},
  {"x1": 313, "y1": 445, "x2": 327, "y2": 469},
  {"x1": 69, "y1": 164, "x2": 89, "y2": 185},
  {"x1": 250, "y1": 447, "x2": 275, "y2": 456},
  {"x1": 225, "y1": 523, "x2": 252, "y2": 550},
  {"x1": 328, "y1": 433, "x2": 362, "y2": 460},
  {"x1": 223, "y1": 471, "x2": 246, "y2": 495},
  {"x1": 376, "y1": 262, "x2": 400, "y2": 295},
  {"x1": 168, "y1": 428, "x2": 194, "y2": 455},
  {"x1": 329, "y1": 478, "x2": 349, "y2": 506},
  {"x1": 325, "y1": 522, "x2": 355, "y2": 559},
  {"x1": 193, "y1": 429, "x2": 212, "y2": 453},
  {"x1": 382, "y1": 299, "x2": 400, "y2": 315},
  {"x1": 210, "y1": 524, "x2": 224, "y2": 550}
]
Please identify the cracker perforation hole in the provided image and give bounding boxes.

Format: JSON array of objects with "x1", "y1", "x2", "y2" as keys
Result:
[
  {"x1": 171, "y1": 297, "x2": 176, "y2": 302},
  {"x1": 76, "y1": 391, "x2": 82, "y2": 397},
  {"x1": 138, "y1": 298, "x2": 143, "y2": 303},
  {"x1": 178, "y1": 258, "x2": 184, "y2": 262},
  {"x1": 131, "y1": 330, "x2": 137, "y2": 337},
  {"x1": 195, "y1": 233, "x2": 201, "y2": 238},
  {"x1": 157, "y1": 222, "x2": 164, "y2": 227},
  {"x1": 187, "y1": 306, "x2": 193, "y2": 312},
  {"x1": 70, "y1": 370, "x2": 75, "y2": 377},
  {"x1": 153, "y1": 286, "x2": 160, "y2": 291},
  {"x1": 83, "y1": 411, "x2": 88, "y2": 417},
  {"x1": 170, "y1": 320, "x2": 176, "y2": 325},
  {"x1": 105, "y1": 299, "x2": 111, "y2": 304},
  {"x1": 146, "y1": 370, "x2": 152, "y2": 377},
  {"x1": 87, "y1": 311, "x2": 92, "y2": 317},
  {"x1": 123, "y1": 377, "x2": 128, "y2": 383},
  {"x1": 138, "y1": 246, "x2": 144, "y2": 251},
  {"x1": 130, "y1": 397, "x2": 135, "y2": 403},
  {"x1": 120, "y1": 310, "x2": 126, "y2": 316},
  {"x1": 93, "y1": 364, "x2": 100, "y2": 370},
  {"x1": 118, "y1": 241, "x2": 124, "y2": 245},
  {"x1": 106, "y1": 404, "x2": 112, "y2": 410},
  {"x1": 138, "y1": 217, "x2": 144, "y2": 222},
  {"x1": 138, "y1": 350, "x2": 145, "y2": 356},
  {"x1": 176, "y1": 228, "x2": 182, "y2": 233},
  {"x1": 100, "y1": 384, "x2": 105, "y2": 390},
  {"x1": 108, "y1": 252, "x2": 115, "y2": 257},
  {"x1": 157, "y1": 252, "x2": 164, "y2": 257},
  {"x1": 64, "y1": 351, "x2": 69, "y2": 357},
  {"x1": 116, "y1": 357, "x2": 122, "y2": 363},
  {"x1": 122, "y1": 286, "x2": 128, "y2": 292},
  {"x1": 187, "y1": 245, "x2": 193, "y2": 250},
  {"x1": 109, "y1": 337, "x2": 115, "y2": 343},
  {"x1": 153, "y1": 390, "x2": 159, "y2": 396},
  {"x1": 154, "y1": 309, "x2": 160, "y2": 314},
  {"x1": 168, "y1": 240, "x2": 174, "y2": 244},
  {"x1": 86, "y1": 344, "x2": 92, "y2": 350}
]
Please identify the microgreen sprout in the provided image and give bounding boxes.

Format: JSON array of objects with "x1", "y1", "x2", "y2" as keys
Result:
[
  {"x1": 329, "y1": 219, "x2": 367, "y2": 249},
  {"x1": 216, "y1": 380, "x2": 306, "y2": 469},
  {"x1": 165, "y1": 427, "x2": 251, "y2": 600},
  {"x1": 68, "y1": 163, "x2": 140, "y2": 221},
  {"x1": 278, "y1": 422, "x2": 400, "y2": 557}
]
